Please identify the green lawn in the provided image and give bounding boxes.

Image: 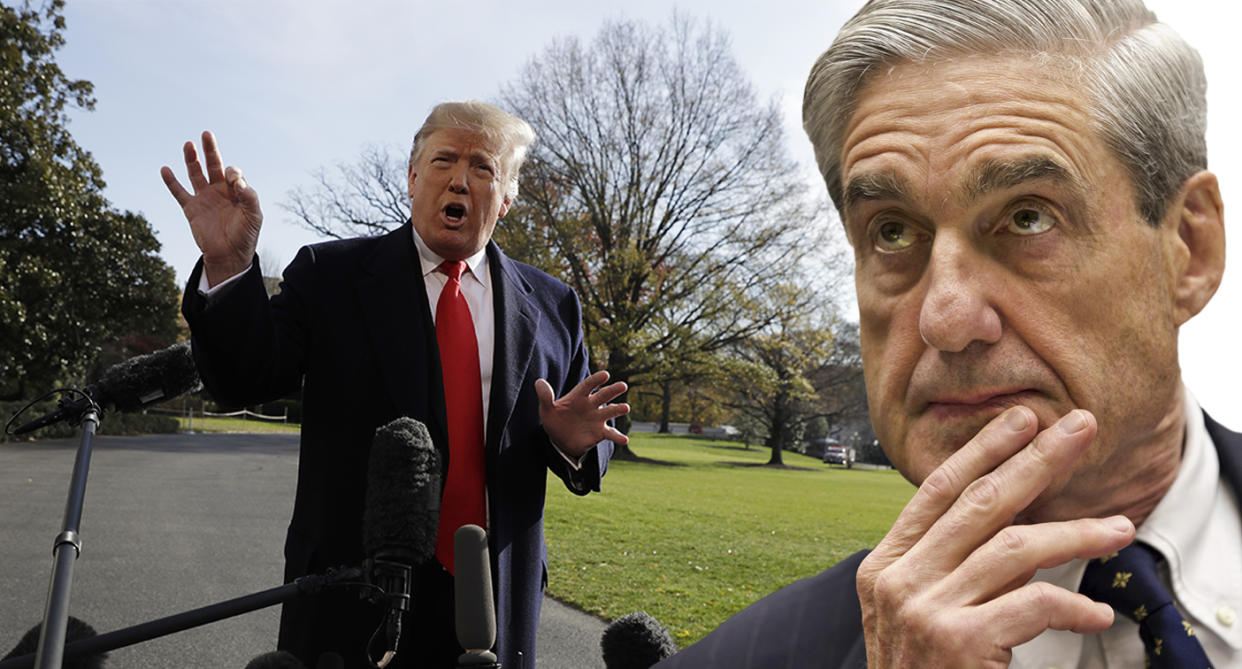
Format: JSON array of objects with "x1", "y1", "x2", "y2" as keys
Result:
[
  {"x1": 174, "y1": 415, "x2": 300, "y2": 434},
  {"x1": 543, "y1": 432, "x2": 914, "y2": 647}
]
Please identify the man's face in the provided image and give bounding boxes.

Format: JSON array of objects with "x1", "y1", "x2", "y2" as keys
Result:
[
  {"x1": 408, "y1": 127, "x2": 512, "y2": 261},
  {"x1": 840, "y1": 57, "x2": 1190, "y2": 518}
]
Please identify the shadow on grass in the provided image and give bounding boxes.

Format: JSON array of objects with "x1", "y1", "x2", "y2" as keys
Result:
[
  {"x1": 699, "y1": 442, "x2": 756, "y2": 453},
  {"x1": 718, "y1": 461, "x2": 819, "y2": 472},
  {"x1": 612, "y1": 453, "x2": 688, "y2": 467}
]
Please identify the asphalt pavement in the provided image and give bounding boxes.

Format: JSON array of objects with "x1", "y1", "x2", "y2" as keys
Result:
[{"x1": 0, "y1": 433, "x2": 606, "y2": 668}]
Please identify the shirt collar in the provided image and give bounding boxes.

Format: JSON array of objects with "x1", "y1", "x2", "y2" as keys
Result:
[
  {"x1": 1138, "y1": 387, "x2": 1242, "y2": 648},
  {"x1": 411, "y1": 224, "x2": 489, "y2": 287}
]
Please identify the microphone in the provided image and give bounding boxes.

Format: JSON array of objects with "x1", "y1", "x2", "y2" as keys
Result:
[
  {"x1": 0, "y1": 616, "x2": 107, "y2": 669},
  {"x1": 600, "y1": 612, "x2": 677, "y2": 669},
  {"x1": 362, "y1": 417, "x2": 441, "y2": 668},
  {"x1": 11, "y1": 341, "x2": 201, "y2": 435},
  {"x1": 244, "y1": 651, "x2": 306, "y2": 669},
  {"x1": 454, "y1": 524, "x2": 498, "y2": 668}
]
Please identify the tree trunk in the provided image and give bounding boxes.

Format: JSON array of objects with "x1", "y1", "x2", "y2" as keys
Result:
[
  {"x1": 607, "y1": 351, "x2": 641, "y2": 461},
  {"x1": 612, "y1": 430, "x2": 640, "y2": 461},
  {"x1": 767, "y1": 399, "x2": 790, "y2": 465},
  {"x1": 766, "y1": 432, "x2": 784, "y2": 466},
  {"x1": 658, "y1": 378, "x2": 672, "y2": 433}
]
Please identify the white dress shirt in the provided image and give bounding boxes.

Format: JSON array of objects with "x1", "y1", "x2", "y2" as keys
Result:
[
  {"x1": 411, "y1": 227, "x2": 494, "y2": 434},
  {"x1": 1011, "y1": 388, "x2": 1242, "y2": 669}
]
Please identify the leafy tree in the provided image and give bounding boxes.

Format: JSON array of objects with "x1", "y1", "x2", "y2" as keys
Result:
[
  {"x1": 1, "y1": 0, "x2": 180, "y2": 401},
  {"x1": 806, "y1": 322, "x2": 872, "y2": 445},
  {"x1": 721, "y1": 285, "x2": 858, "y2": 466}
]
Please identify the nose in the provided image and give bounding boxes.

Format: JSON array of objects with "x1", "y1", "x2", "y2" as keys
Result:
[
  {"x1": 917, "y1": 236, "x2": 1002, "y2": 353},
  {"x1": 448, "y1": 165, "x2": 468, "y2": 194}
]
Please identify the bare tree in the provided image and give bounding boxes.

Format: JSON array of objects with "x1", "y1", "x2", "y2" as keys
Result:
[
  {"x1": 282, "y1": 144, "x2": 409, "y2": 239},
  {"x1": 496, "y1": 15, "x2": 818, "y2": 458}
]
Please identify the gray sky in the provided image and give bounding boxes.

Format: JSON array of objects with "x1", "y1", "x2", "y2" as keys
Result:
[{"x1": 55, "y1": 0, "x2": 1240, "y2": 427}]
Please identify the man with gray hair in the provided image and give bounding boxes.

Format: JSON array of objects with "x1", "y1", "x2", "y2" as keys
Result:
[
  {"x1": 164, "y1": 101, "x2": 628, "y2": 668},
  {"x1": 657, "y1": 1, "x2": 1234, "y2": 667}
]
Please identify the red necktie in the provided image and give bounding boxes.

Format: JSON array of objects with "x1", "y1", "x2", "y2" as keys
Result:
[{"x1": 433, "y1": 260, "x2": 487, "y2": 574}]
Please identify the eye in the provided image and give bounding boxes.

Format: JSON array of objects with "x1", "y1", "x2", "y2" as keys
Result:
[
  {"x1": 1004, "y1": 204, "x2": 1056, "y2": 236},
  {"x1": 871, "y1": 218, "x2": 925, "y2": 252}
]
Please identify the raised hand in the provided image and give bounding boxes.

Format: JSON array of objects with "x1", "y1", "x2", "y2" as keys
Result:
[
  {"x1": 536, "y1": 370, "x2": 630, "y2": 458},
  {"x1": 161, "y1": 131, "x2": 263, "y2": 287},
  {"x1": 857, "y1": 407, "x2": 1136, "y2": 668}
]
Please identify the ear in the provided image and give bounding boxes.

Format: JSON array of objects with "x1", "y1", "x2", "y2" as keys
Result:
[
  {"x1": 498, "y1": 194, "x2": 512, "y2": 219},
  {"x1": 1167, "y1": 170, "x2": 1225, "y2": 326},
  {"x1": 407, "y1": 162, "x2": 417, "y2": 200}
]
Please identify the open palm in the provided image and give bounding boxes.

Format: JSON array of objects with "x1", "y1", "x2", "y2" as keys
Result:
[{"x1": 160, "y1": 130, "x2": 263, "y2": 286}]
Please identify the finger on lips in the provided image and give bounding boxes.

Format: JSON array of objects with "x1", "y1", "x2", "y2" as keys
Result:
[
  {"x1": 915, "y1": 410, "x2": 1097, "y2": 569},
  {"x1": 878, "y1": 406, "x2": 1040, "y2": 560}
]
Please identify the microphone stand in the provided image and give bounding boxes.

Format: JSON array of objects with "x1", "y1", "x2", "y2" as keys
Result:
[
  {"x1": 5, "y1": 398, "x2": 374, "y2": 669},
  {"x1": 0, "y1": 567, "x2": 367, "y2": 669},
  {"x1": 4, "y1": 384, "x2": 396, "y2": 668},
  {"x1": 30, "y1": 406, "x2": 100, "y2": 669}
]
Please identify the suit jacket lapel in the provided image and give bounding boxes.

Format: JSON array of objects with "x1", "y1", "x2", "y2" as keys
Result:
[
  {"x1": 487, "y1": 242, "x2": 538, "y2": 453},
  {"x1": 357, "y1": 222, "x2": 448, "y2": 447},
  {"x1": 1206, "y1": 411, "x2": 1242, "y2": 496}
]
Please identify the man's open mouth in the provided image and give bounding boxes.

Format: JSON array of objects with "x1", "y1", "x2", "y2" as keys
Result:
[{"x1": 444, "y1": 204, "x2": 466, "y2": 222}]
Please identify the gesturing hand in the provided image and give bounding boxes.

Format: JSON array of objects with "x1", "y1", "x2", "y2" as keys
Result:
[
  {"x1": 858, "y1": 407, "x2": 1136, "y2": 668},
  {"x1": 161, "y1": 130, "x2": 263, "y2": 287},
  {"x1": 536, "y1": 370, "x2": 630, "y2": 459}
]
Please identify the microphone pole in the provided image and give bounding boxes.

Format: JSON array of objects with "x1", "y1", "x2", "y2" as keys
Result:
[{"x1": 32, "y1": 405, "x2": 100, "y2": 669}]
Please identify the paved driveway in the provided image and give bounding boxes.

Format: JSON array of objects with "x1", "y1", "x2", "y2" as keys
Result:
[{"x1": 0, "y1": 433, "x2": 604, "y2": 668}]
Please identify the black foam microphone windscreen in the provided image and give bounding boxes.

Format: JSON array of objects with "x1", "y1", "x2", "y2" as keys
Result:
[
  {"x1": 93, "y1": 340, "x2": 202, "y2": 412},
  {"x1": 0, "y1": 616, "x2": 107, "y2": 669},
  {"x1": 362, "y1": 417, "x2": 441, "y2": 565},
  {"x1": 11, "y1": 341, "x2": 202, "y2": 434},
  {"x1": 454, "y1": 524, "x2": 496, "y2": 654},
  {"x1": 243, "y1": 650, "x2": 307, "y2": 669},
  {"x1": 601, "y1": 611, "x2": 678, "y2": 669}
]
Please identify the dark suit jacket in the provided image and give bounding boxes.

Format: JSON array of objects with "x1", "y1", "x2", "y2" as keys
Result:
[
  {"x1": 182, "y1": 222, "x2": 612, "y2": 669},
  {"x1": 655, "y1": 413, "x2": 1242, "y2": 669}
]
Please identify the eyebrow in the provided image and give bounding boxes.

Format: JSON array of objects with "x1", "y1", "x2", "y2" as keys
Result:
[
  {"x1": 840, "y1": 156, "x2": 1091, "y2": 231},
  {"x1": 842, "y1": 171, "x2": 910, "y2": 212},
  {"x1": 963, "y1": 156, "x2": 1082, "y2": 202}
]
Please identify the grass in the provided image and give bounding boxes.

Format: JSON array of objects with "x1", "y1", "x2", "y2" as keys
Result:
[
  {"x1": 174, "y1": 415, "x2": 301, "y2": 434},
  {"x1": 542, "y1": 432, "x2": 915, "y2": 647}
]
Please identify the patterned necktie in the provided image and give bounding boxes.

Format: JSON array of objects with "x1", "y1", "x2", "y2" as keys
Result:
[
  {"x1": 1079, "y1": 542, "x2": 1213, "y2": 668},
  {"x1": 433, "y1": 260, "x2": 486, "y2": 574}
]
